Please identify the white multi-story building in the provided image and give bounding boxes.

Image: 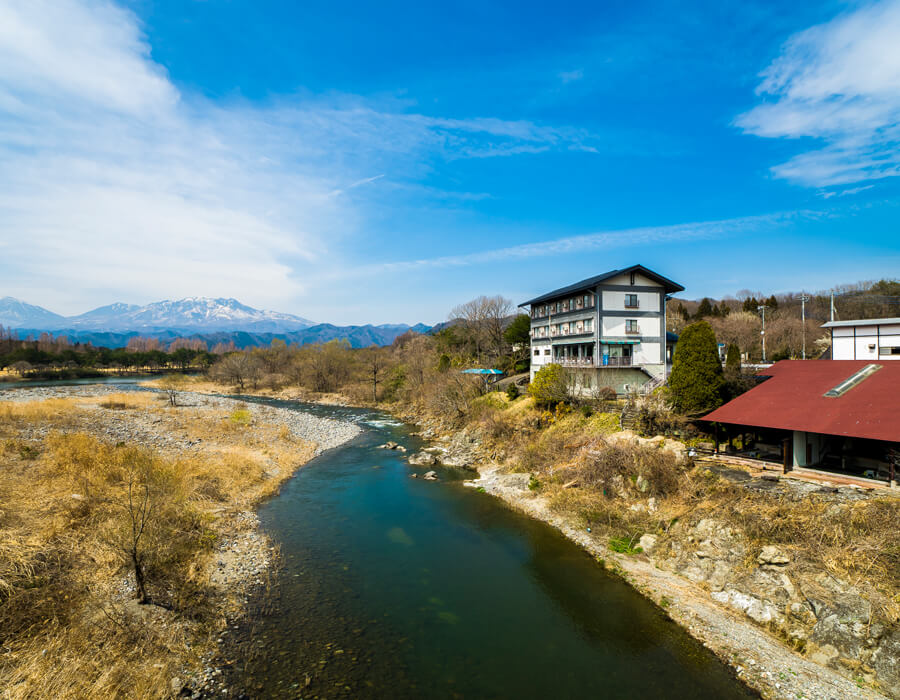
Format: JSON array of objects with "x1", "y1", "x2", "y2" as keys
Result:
[
  {"x1": 521, "y1": 265, "x2": 684, "y2": 394},
  {"x1": 821, "y1": 317, "x2": 900, "y2": 361}
]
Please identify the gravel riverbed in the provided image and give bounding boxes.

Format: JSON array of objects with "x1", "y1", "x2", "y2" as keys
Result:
[{"x1": 1, "y1": 383, "x2": 364, "y2": 698}]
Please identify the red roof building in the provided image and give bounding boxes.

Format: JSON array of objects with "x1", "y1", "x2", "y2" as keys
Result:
[{"x1": 703, "y1": 361, "x2": 899, "y2": 482}]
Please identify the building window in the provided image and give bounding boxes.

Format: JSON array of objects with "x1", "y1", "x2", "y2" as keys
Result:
[
  {"x1": 880, "y1": 346, "x2": 900, "y2": 356},
  {"x1": 585, "y1": 318, "x2": 593, "y2": 331},
  {"x1": 534, "y1": 349, "x2": 540, "y2": 356},
  {"x1": 626, "y1": 319, "x2": 639, "y2": 334},
  {"x1": 630, "y1": 272, "x2": 636, "y2": 285},
  {"x1": 625, "y1": 293, "x2": 638, "y2": 308},
  {"x1": 544, "y1": 349, "x2": 551, "y2": 356}
]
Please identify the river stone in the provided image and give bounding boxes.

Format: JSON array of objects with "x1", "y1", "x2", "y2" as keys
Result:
[
  {"x1": 871, "y1": 630, "x2": 900, "y2": 698},
  {"x1": 639, "y1": 534, "x2": 658, "y2": 553},
  {"x1": 423, "y1": 471, "x2": 438, "y2": 481},
  {"x1": 408, "y1": 452, "x2": 438, "y2": 466},
  {"x1": 757, "y1": 545, "x2": 790, "y2": 566}
]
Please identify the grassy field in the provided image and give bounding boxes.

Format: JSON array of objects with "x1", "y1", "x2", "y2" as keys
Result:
[{"x1": 0, "y1": 391, "x2": 316, "y2": 699}]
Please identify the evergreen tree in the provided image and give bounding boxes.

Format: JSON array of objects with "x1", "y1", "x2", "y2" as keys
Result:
[
  {"x1": 766, "y1": 294, "x2": 779, "y2": 310},
  {"x1": 668, "y1": 321, "x2": 726, "y2": 415},
  {"x1": 677, "y1": 302, "x2": 690, "y2": 321},
  {"x1": 503, "y1": 313, "x2": 532, "y2": 347},
  {"x1": 725, "y1": 343, "x2": 741, "y2": 374},
  {"x1": 695, "y1": 297, "x2": 714, "y2": 318},
  {"x1": 742, "y1": 296, "x2": 759, "y2": 313}
]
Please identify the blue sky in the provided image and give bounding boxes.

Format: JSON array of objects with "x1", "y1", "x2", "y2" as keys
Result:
[{"x1": 1, "y1": 0, "x2": 899, "y2": 324}]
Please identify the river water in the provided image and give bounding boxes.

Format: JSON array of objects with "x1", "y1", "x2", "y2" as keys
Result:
[{"x1": 229, "y1": 397, "x2": 754, "y2": 699}]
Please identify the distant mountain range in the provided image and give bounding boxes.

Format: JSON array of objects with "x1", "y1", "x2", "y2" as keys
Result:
[{"x1": 0, "y1": 296, "x2": 431, "y2": 348}]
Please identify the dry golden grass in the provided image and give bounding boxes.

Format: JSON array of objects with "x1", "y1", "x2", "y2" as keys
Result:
[{"x1": 0, "y1": 394, "x2": 316, "y2": 699}]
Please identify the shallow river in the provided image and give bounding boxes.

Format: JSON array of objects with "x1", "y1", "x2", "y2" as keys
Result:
[{"x1": 228, "y1": 397, "x2": 755, "y2": 699}]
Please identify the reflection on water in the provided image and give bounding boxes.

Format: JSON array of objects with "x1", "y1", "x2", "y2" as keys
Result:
[{"x1": 230, "y1": 399, "x2": 755, "y2": 699}]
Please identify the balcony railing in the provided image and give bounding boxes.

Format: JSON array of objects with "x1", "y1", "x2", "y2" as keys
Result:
[
  {"x1": 603, "y1": 356, "x2": 632, "y2": 367},
  {"x1": 625, "y1": 327, "x2": 640, "y2": 335},
  {"x1": 624, "y1": 302, "x2": 640, "y2": 309},
  {"x1": 556, "y1": 357, "x2": 596, "y2": 367}
]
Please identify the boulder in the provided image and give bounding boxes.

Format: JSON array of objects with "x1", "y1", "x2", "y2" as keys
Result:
[
  {"x1": 639, "y1": 534, "x2": 658, "y2": 553},
  {"x1": 757, "y1": 545, "x2": 791, "y2": 566},
  {"x1": 423, "y1": 471, "x2": 438, "y2": 481},
  {"x1": 408, "y1": 452, "x2": 438, "y2": 467}
]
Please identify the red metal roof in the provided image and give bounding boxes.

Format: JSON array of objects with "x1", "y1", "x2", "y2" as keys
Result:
[{"x1": 703, "y1": 360, "x2": 900, "y2": 442}]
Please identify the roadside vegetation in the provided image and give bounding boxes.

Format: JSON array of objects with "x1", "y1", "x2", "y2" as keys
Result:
[{"x1": 0, "y1": 392, "x2": 315, "y2": 698}]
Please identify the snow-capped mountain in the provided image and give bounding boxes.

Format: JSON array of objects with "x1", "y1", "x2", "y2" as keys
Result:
[
  {"x1": 1, "y1": 297, "x2": 315, "y2": 333},
  {"x1": 0, "y1": 297, "x2": 67, "y2": 329},
  {"x1": 68, "y1": 297, "x2": 316, "y2": 332}
]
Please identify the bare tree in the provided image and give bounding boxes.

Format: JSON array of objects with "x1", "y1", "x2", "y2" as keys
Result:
[
  {"x1": 362, "y1": 346, "x2": 385, "y2": 403},
  {"x1": 450, "y1": 295, "x2": 513, "y2": 363},
  {"x1": 158, "y1": 373, "x2": 187, "y2": 406},
  {"x1": 123, "y1": 466, "x2": 153, "y2": 604},
  {"x1": 10, "y1": 360, "x2": 32, "y2": 377},
  {"x1": 211, "y1": 352, "x2": 263, "y2": 391}
]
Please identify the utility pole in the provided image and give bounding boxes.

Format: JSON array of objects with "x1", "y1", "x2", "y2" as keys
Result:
[
  {"x1": 758, "y1": 304, "x2": 768, "y2": 363},
  {"x1": 800, "y1": 294, "x2": 810, "y2": 360},
  {"x1": 830, "y1": 292, "x2": 835, "y2": 322}
]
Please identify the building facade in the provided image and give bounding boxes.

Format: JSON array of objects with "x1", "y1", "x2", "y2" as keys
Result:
[
  {"x1": 821, "y1": 317, "x2": 900, "y2": 361},
  {"x1": 521, "y1": 265, "x2": 684, "y2": 394}
]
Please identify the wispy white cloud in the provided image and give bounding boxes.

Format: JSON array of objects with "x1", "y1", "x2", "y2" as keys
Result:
[
  {"x1": 817, "y1": 184, "x2": 875, "y2": 199},
  {"x1": 736, "y1": 0, "x2": 900, "y2": 187},
  {"x1": 558, "y1": 68, "x2": 585, "y2": 84},
  {"x1": 362, "y1": 211, "x2": 806, "y2": 274},
  {"x1": 0, "y1": 0, "x2": 604, "y2": 315}
]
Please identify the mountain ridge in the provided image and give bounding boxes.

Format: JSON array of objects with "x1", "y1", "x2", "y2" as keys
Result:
[{"x1": 0, "y1": 297, "x2": 432, "y2": 348}]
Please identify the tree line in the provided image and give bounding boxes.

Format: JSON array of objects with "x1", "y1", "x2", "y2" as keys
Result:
[
  {"x1": 0, "y1": 326, "x2": 216, "y2": 377},
  {"x1": 668, "y1": 278, "x2": 899, "y2": 361}
]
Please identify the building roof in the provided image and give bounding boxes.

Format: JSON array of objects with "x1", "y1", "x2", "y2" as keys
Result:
[
  {"x1": 702, "y1": 360, "x2": 900, "y2": 442},
  {"x1": 821, "y1": 317, "x2": 900, "y2": 328},
  {"x1": 519, "y1": 264, "x2": 685, "y2": 306}
]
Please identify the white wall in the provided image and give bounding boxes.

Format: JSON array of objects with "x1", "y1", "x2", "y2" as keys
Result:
[
  {"x1": 634, "y1": 342, "x2": 662, "y2": 364},
  {"x1": 602, "y1": 316, "x2": 658, "y2": 337},
  {"x1": 831, "y1": 323, "x2": 900, "y2": 360},
  {"x1": 601, "y1": 289, "x2": 660, "y2": 312},
  {"x1": 603, "y1": 272, "x2": 663, "y2": 288}
]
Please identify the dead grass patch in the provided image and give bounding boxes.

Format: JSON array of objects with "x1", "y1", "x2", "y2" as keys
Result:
[{"x1": 0, "y1": 394, "x2": 316, "y2": 698}]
